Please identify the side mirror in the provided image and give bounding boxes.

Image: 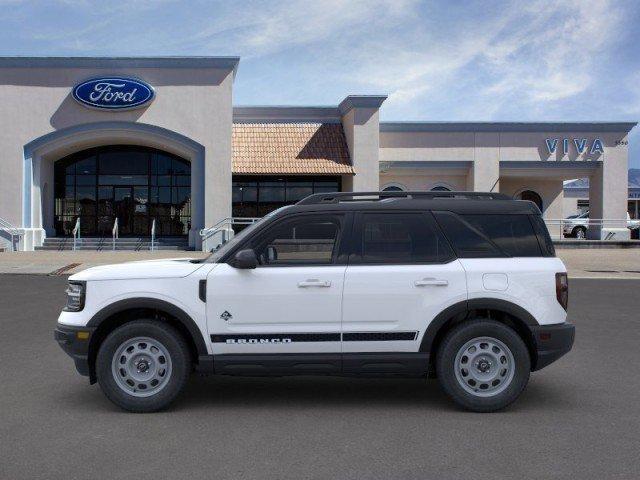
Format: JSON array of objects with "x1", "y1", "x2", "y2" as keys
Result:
[{"x1": 231, "y1": 249, "x2": 258, "y2": 269}]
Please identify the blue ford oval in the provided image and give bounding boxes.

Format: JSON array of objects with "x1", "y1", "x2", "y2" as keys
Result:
[{"x1": 72, "y1": 77, "x2": 155, "y2": 110}]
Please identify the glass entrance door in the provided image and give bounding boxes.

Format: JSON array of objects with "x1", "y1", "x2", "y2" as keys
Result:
[
  {"x1": 114, "y1": 187, "x2": 133, "y2": 236},
  {"x1": 112, "y1": 187, "x2": 149, "y2": 236}
]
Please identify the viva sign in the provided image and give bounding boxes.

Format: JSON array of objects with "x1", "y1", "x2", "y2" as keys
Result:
[
  {"x1": 545, "y1": 137, "x2": 604, "y2": 156},
  {"x1": 72, "y1": 77, "x2": 155, "y2": 110}
]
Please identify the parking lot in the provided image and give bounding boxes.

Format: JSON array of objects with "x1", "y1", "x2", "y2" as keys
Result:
[{"x1": 1, "y1": 275, "x2": 639, "y2": 480}]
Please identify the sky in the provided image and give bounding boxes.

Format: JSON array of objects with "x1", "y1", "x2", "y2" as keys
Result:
[{"x1": 1, "y1": 0, "x2": 639, "y2": 168}]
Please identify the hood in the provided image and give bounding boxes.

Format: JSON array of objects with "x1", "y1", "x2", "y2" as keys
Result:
[{"x1": 69, "y1": 258, "x2": 205, "y2": 281}]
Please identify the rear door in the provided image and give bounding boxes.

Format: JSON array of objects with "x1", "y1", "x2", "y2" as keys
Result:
[{"x1": 341, "y1": 211, "x2": 467, "y2": 360}]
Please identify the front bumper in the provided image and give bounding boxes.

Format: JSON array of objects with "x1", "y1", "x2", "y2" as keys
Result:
[
  {"x1": 530, "y1": 322, "x2": 575, "y2": 371},
  {"x1": 54, "y1": 324, "x2": 96, "y2": 377}
]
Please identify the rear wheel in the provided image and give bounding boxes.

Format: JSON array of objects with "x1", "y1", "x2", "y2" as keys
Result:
[
  {"x1": 96, "y1": 320, "x2": 191, "y2": 412},
  {"x1": 436, "y1": 319, "x2": 530, "y2": 412},
  {"x1": 573, "y1": 226, "x2": 586, "y2": 239}
]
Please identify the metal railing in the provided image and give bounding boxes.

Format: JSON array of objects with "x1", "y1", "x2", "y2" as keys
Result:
[
  {"x1": 545, "y1": 218, "x2": 639, "y2": 240},
  {"x1": 72, "y1": 218, "x2": 81, "y2": 251},
  {"x1": 200, "y1": 217, "x2": 261, "y2": 252},
  {"x1": 150, "y1": 218, "x2": 156, "y2": 252},
  {"x1": 112, "y1": 218, "x2": 119, "y2": 251},
  {"x1": 0, "y1": 217, "x2": 24, "y2": 252}
]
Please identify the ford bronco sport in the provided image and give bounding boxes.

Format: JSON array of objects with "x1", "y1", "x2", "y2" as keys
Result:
[{"x1": 55, "y1": 191, "x2": 574, "y2": 413}]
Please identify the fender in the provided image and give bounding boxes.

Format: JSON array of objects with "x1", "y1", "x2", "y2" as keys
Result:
[
  {"x1": 86, "y1": 297, "x2": 208, "y2": 355},
  {"x1": 419, "y1": 298, "x2": 538, "y2": 353}
]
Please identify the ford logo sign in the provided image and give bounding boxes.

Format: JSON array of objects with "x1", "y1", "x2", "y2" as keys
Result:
[{"x1": 72, "y1": 77, "x2": 155, "y2": 110}]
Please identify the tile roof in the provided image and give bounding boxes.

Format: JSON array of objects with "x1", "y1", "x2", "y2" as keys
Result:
[{"x1": 232, "y1": 123, "x2": 354, "y2": 175}]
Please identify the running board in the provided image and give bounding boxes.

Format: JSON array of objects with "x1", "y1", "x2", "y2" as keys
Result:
[{"x1": 209, "y1": 352, "x2": 429, "y2": 377}]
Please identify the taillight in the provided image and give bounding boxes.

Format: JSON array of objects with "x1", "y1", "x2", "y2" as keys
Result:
[{"x1": 555, "y1": 272, "x2": 568, "y2": 311}]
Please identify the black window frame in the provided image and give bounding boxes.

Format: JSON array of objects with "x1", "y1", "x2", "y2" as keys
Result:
[
  {"x1": 228, "y1": 212, "x2": 351, "y2": 267},
  {"x1": 348, "y1": 211, "x2": 456, "y2": 265}
]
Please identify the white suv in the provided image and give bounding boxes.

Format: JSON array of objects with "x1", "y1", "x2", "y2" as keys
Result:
[{"x1": 55, "y1": 191, "x2": 574, "y2": 413}]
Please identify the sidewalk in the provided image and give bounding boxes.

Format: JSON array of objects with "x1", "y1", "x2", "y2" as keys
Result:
[
  {"x1": 0, "y1": 251, "x2": 208, "y2": 275},
  {"x1": 1, "y1": 248, "x2": 639, "y2": 278}
]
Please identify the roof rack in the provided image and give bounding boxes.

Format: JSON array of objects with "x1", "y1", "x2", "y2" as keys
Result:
[{"x1": 296, "y1": 191, "x2": 511, "y2": 205}]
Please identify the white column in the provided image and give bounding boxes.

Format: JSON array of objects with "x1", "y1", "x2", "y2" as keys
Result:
[
  {"x1": 340, "y1": 96, "x2": 386, "y2": 192},
  {"x1": 467, "y1": 132, "x2": 500, "y2": 192},
  {"x1": 588, "y1": 135, "x2": 629, "y2": 239}
]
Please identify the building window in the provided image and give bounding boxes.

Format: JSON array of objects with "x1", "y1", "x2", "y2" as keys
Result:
[
  {"x1": 54, "y1": 146, "x2": 190, "y2": 237},
  {"x1": 381, "y1": 183, "x2": 406, "y2": 192},
  {"x1": 232, "y1": 176, "x2": 341, "y2": 218},
  {"x1": 430, "y1": 185, "x2": 452, "y2": 192},
  {"x1": 516, "y1": 190, "x2": 543, "y2": 211},
  {"x1": 628, "y1": 201, "x2": 639, "y2": 220}
]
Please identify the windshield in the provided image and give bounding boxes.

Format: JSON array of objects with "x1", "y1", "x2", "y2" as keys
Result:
[{"x1": 205, "y1": 206, "x2": 292, "y2": 263}]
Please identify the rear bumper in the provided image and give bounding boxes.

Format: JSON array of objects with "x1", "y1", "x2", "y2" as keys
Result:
[
  {"x1": 54, "y1": 324, "x2": 95, "y2": 377},
  {"x1": 530, "y1": 322, "x2": 575, "y2": 371}
]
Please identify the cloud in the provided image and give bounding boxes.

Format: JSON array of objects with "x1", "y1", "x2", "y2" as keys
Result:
[
  {"x1": 337, "y1": 0, "x2": 624, "y2": 118},
  {"x1": 482, "y1": 0, "x2": 621, "y2": 103},
  {"x1": 187, "y1": 0, "x2": 419, "y2": 58}
]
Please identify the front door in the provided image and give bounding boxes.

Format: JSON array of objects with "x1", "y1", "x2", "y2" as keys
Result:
[{"x1": 206, "y1": 213, "x2": 348, "y2": 359}]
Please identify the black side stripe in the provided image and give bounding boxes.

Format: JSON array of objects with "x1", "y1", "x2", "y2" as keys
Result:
[
  {"x1": 211, "y1": 333, "x2": 340, "y2": 343},
  {"x1": 210, "y1": 331, "x2": 418, "y2": 343},
  {"x1": 342, "y1": 331, "x2": 418, "y2": 342}
]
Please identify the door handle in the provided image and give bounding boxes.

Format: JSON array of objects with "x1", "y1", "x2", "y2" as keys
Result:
[
  {"x1": 414, "y1": 278, "x2": 449, "y2": 287},
  {"x1": 298, "y1": 279, "x2": 332, "y2": 288}
]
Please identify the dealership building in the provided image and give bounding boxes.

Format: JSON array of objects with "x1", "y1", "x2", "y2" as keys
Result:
[{"x1": 0, "y1": 56, "x2": 636, "y2": 250}]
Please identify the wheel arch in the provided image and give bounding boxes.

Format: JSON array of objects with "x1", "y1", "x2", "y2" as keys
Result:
[
  {"x1": 421, "y1": 299, "x2": 539, "y2": 371},
  {"x1": 86, "y1": 298, "x2": 208, "y2": 383}
]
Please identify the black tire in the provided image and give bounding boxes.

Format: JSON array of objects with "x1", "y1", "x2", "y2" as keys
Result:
[
  {"x1": 96, "y1": 320, "x2": 191, "y2": 413},
  {"x1": 436, "y1": 319, "x2": 530, "y2": 412},
  {"x1": 573, "y1": 226, "x2": 586, "y2": 239}
]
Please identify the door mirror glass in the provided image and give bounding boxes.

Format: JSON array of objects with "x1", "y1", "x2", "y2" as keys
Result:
[{"x1": 232, "y1": 249, "x2": 258, "y2": 269}]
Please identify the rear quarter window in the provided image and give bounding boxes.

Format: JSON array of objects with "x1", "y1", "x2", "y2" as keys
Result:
[
  {"x1": 433, "y1": 211, "x2": 544, "y2": 258},
  {"x1": 462, "y1": 214, "x2": 542, "y2": 257},
  {"x1": 432, "y1": 211, "x2": 503, "y2": 258},
  {"x1": 529, "y1": 214, "x2": 556, "y2": 257}
]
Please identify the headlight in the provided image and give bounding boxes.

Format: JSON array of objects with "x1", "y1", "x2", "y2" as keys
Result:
[{"x1": 64, "y1": 281, "x2": 86, "y2": 312}]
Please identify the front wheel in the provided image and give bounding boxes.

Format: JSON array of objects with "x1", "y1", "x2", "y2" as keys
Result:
[
  {"x1": 573, "y1": 226, "x2": 586, "y2": 239},
  {"x1": 436, "y1": 320, "x2": 530, "y2": 412},
  {"x1": 96, "y1": 320, "x2": 191, "y2": 413}
]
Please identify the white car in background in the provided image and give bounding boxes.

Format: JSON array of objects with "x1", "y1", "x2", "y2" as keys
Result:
[{"x1": 563, "y1": 211, "x2": 640, "y2": 239}]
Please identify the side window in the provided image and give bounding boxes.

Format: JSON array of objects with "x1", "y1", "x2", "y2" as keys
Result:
[
  {"x1": 433, "y1": 211, "x2": 503, "y2": 258},
  {"x1": 529, "y1": 214, "x2": 556, "y2": 257},
  {"x1": 462, "y1": 214, "x2": 542, "y2": 257},
  {"x1": 352, "y1": 212, "x2": 454, "y2": 264},
  {"x1": 252, "y1": 215, "x2": 342, "y2": 266}
]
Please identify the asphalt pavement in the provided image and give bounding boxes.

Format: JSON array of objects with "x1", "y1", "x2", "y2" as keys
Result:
[{"x1": 0, "y1": 275, "x2": 639, "y2": 480}]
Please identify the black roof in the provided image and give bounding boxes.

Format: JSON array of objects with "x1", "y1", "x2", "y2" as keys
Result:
[{"x1": 278, "y1": 191, "x2": 541, "y2": 216}]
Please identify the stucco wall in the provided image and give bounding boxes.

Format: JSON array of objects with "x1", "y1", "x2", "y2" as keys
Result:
[
  {"x1": 341, "y1": 107, "x2": 380, "y2": 191},
  {"x1": 500, "y1": 178, "x2": 564, "y2": 218},
  {"x1": 380, "y1": 174, "x2": 467, "y2": 191},
  {"x1": 0, "y1": 62, "x2": 235, "y2": 245}
]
